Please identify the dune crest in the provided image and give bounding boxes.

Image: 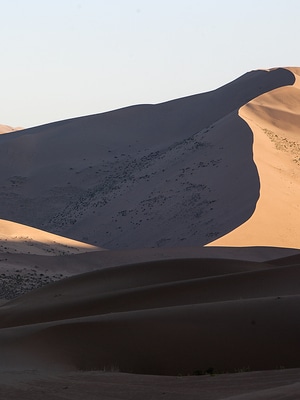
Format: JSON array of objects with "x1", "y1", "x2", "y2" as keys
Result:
[
  {"x1": 0, "y1": 67, "x2": 296, "y2": 249},
  {"x1": 207, "y1": 67, "x2": 300, "y2": 249}
]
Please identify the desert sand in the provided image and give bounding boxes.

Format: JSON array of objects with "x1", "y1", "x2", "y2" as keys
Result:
[
  {"x1": 1, "y1": 253, "x2": 300, "y2": 373},
  {"x1": 1, "y1": 66, "x2": 300, "y2": 399},
  {"x1": 0, "y1": 124, "x2": 23, "y2": 134},
  {"x1": 0, "y1": 368, "x2": 299, "y2": 399},
  {"x1": 0, "y1": 218, "x2": 102, "y2": 256},
  {"x1": 0, "y1": 251, "x2": 300, "y2": 398},
  {"x1": 208, "y1": 67, "x2": 300, "y2": 248},
  {"x1": 0, "y1": 67, "x2": 297, "y2": 249}
]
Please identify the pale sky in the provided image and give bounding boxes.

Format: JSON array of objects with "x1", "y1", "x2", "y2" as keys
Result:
[{"x1": 2, "y1": 0, "x2": 300, "y2": 128}]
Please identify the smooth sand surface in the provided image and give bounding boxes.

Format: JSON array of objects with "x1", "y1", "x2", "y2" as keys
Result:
[
  {"x1": 208, "y1": 67, "x2": 300, "y2": 248},
  {"x1": 1, "y1": 369, "x2": 300, "y2": 399},
  {"x1": 0, "y1": 253, "x2": 299, "y2": 377},
  {"x1": 0, "y1": 218, "x2": 102, "y2": 256},
  {"x1": 0, "y1": 246, "x2": 299, "y2": 303},
  {"x1": 1, "y1": 259, "x2": 300, "y2": 398}
]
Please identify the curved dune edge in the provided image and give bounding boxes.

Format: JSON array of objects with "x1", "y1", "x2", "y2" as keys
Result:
[
  {"x1": 207, "y1": 67, "x2": 300, "y2": 249},
  {"x1": 0, "y1": 68, "x2": 296, "y2": 250},
  {"x1": 0, "y1": 219, "x2": 103, "y2": 255}
]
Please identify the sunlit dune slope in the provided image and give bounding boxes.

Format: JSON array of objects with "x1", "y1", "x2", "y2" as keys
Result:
[
  {"x1": 0, "y1": 219, "x2": 102, "y2": 256},
  {"x1": 208, "y1": 67, "x2": 300, "y2": 248}
]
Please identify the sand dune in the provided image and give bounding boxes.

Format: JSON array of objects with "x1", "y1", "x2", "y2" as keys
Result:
[
  {"x1": 0, "y1": 67, "x2": 296, "y2": 248},
  {"x1": 208, "y1": 67, "x2": 300, "y2": 248},
  {"x1": 0, "y1": 218, "x2": 102, "y2": 256},
  {"x1": 0, "y1": 258, "x2": 277, "y2": 327},
  {"x1": 0, "y1": 255, "x2": 300, "y2": 376},
  {"x1": 1, "y1": 67, "x2": 300, "y2": 398},
  {"x1": 1, "y1": 369, "x2": 300, "y2": 400},
  {"x1": 1, "y1": 246, "x2": 298, "y2": 303}
]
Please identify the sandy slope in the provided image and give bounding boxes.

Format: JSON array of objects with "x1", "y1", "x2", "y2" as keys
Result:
[
  {"x1": 208, "y1": 67, "x2": 300, "y2": 248},
  {"x1": 0, "y1": 68, "x2": 296, "y2": 248},
  {"x1": 0, "y1": 218, "x2": 102, "y2": 256},
  {"x1": 0, "y1": 369, "x2": 300, "y2": 400},
  {"x1": 0, "y1": 124, "x2": 23, "y2": 134},
  {"x1": 0, "y1": 246, "x2": 299, "y2": 303},
  {"x1": 0, "y1": 254, "x2": 299, "y2": 376},
  {"x1": 1, "y1": 271, "x2": 300, "y2": 400}
]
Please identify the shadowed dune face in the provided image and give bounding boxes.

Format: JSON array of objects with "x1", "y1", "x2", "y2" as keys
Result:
[
  {"x1": 0, "y1": 256, "x2": 300, "y2": 375},
  {"x1": 1, "y1": 370, "x2": 300, "y2": 400},
  {"x1": 0, "y1": 68, "x2": 295, "y2": 249},
  {"x1": 0, "y1": 246, "x2": 299, "y2": 303}
]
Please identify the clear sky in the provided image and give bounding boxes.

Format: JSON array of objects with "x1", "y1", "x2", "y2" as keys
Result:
[{"x1": 2, "y1": 0, "x2": 300, "y2": 128}]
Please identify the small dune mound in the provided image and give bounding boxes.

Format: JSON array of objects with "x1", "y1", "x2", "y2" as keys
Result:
[
  {"x1": 0, "y1": 124, "x2": 23, "y2": 134},
  {"x1": 0, "y1": 219, "x2": 103, "y2": 256}
]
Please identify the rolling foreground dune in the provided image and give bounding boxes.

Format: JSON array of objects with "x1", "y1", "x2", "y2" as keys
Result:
[
  {"x1": 1, "y1": 67, "x2": 300, "y2": 398},
  {"x1": 0, "y1": 253, "x2": 300, "y2": 398},
  {"x1": 0, "y1": 254, "x2": 299, "y2": 374}
]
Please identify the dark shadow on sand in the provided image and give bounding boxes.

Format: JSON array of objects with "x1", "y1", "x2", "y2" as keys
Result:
[{"x1": 0, "y1": 68, "x2": 295, "y2": 248}]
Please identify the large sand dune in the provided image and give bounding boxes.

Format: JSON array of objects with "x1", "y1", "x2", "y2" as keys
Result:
[
  {"x1": 0, "y1": 67, "x2": 297, "y2": 248},
  {"x1": 1, "y1": 67, "x2": 300, "y2": 398}
]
